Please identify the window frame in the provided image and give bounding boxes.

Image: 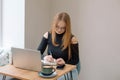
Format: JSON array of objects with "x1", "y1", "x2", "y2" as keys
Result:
[{"x1": 0, "y1": 0, "x2": 2, "y2": 47}]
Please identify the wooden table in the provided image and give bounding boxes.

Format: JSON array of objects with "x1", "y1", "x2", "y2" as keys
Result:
[{"x1": 0, "y1": 64, "x2": 76, "y2": 80}]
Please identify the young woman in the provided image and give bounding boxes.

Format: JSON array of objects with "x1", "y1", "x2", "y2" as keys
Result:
[{"x1": 38, "y1": 12, "x2": 80, "y2": 80}]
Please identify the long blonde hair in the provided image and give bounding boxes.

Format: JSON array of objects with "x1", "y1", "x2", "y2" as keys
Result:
[{"x1": 51, "y1": 12, "x2": 72, "y2": 60}]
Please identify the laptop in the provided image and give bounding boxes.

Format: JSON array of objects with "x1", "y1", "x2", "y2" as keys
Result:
[{"x1": 11, "y1": 47, "x2": 42, "y2": 72}]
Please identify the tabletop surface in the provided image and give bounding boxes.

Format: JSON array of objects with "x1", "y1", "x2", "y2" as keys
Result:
[{"x1": 0, "y1": 64, "x2": 76, "y2": 80}]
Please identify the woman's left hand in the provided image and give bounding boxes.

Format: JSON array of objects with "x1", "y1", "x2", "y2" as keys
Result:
[{"x1": 56, "y1": 58, "x2": 65, "y2": 65}]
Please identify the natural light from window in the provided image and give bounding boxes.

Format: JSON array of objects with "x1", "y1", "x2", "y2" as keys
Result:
[
  {"x1": 1, "y1": 0, "x2": 25, "y2": 48},
  {"x1": 0, "y1": 0, "x2": 2, "y2": 47}
]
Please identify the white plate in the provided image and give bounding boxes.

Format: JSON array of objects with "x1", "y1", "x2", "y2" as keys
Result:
[
  {"x1": 39, "y1": 72, "x2": 57, "y2": 78},
  {"x1": 41, "y1": 60, "x2": 57, "y2": 66}
]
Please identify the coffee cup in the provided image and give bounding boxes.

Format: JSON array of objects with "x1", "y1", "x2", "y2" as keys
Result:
[{"x1": 41, "y1": 66, "x2": 56, "y2": 75}]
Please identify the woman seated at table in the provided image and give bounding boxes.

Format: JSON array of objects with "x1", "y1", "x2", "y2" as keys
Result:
[{"x1": 38, "y1": 12, "x2": 80, "y2": 80}]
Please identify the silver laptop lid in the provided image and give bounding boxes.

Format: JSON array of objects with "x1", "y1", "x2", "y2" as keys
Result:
[{"x1": 11, "y1": 47, "x2": 41, "y2": 72}]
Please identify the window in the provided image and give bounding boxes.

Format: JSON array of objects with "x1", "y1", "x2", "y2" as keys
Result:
[
  {"x1": 0, "y1": 0, "x2": 25, "y2": 48},
  {"x1": 0, "y1": 0, "x2": 2, "y2": 47}
]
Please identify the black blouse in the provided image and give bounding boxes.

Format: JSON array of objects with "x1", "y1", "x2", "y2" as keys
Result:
[{"x1": 37, "y1": 32, "x2": 79, "y2": 65}]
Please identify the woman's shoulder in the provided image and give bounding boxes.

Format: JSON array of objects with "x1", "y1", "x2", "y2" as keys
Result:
[
  {"x1": 43, "y1": 31, "x2": 51, "y2": 39},
  {"x1": 71, "y1": 35, "x2": 78, "y2": 44}
]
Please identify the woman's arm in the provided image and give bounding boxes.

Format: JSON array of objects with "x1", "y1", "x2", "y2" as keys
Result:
[
  {"x1": 66, "y1": 36, "x2": 79, "y2": 65},
  {"x1": 37, "y1": 32, "x2": 48, "y2": 54}
]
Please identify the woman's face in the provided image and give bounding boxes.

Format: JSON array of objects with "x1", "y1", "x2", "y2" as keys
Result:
[{"x1": 55, "y1": 21, "x2": 66, "y2": 34}]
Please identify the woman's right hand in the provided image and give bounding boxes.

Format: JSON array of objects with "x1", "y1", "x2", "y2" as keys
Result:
[{"x1": 43, "y1": 55, "x2": 55, "y2": 62}]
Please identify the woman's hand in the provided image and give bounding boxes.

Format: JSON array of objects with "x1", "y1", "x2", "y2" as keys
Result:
[
  {"x1": 44, "y1": 55, "x2": 54, "y2": 62},
  {"x1": 56, "y1": 58, "x2": 65, "y2": 65}
]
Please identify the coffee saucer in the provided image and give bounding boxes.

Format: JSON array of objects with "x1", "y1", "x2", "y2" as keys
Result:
[{"x1": 38, "y1": 72, "x2": 57, "y2": 78}]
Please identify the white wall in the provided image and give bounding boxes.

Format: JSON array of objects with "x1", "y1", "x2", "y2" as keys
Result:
[
  {"x1": 25, "y1": 0, "x2": 50, "y2": 49},
  {"x1": 50, "y1": 0, "x2": 120, "y2": 80},
  {"x1": 79, "y1": 0, "x2": 120, "y2": 80},
  {"x1": 2, "y1": 0, "x2": 25, "y2": 48}
]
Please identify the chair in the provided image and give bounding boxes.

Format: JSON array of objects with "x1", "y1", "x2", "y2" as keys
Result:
[{"x1": 76, "y1": 61, "x2": 81, "y2": 74}]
